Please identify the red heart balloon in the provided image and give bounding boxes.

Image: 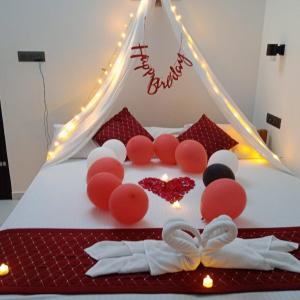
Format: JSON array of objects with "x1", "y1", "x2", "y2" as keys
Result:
[{"x1": 138, "y1": 177, "x2": 195, "y2": 203}]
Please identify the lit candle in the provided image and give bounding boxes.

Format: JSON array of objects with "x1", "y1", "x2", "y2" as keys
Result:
[
  {"x1": 0, "y1": 263, "x2": 9, "y2": 276},
  {"x1": 160, "y1": 173, "x2": 169, "y2": 182},
  {"x1": 172, "y1": 200, "x2": 181, "y2": 209},
  {"x1": 203, "y1": 275, "x2": 213, "y2": 288}
]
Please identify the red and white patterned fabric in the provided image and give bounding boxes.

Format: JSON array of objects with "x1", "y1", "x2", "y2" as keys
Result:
[
  {"x1": 0, "y1": 227, "x2": 300, "y2": 295},
  {"x1": 178, "y1": 114, "x2": 238, "y2": 158},
  {"x1": 93, "y1": 107, "x2": 154, "y2": 146}
]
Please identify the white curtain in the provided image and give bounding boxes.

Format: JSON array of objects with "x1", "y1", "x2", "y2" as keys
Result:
[{"x1": 44, "y1": 0, "x2": 290, "y2": 174}]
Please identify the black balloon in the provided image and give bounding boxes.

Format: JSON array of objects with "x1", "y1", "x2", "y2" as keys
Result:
[{"x1": 203, "y1": 163, "x2": 235, "y2": 186}]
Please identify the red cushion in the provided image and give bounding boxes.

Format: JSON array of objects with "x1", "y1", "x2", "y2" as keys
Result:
[
  {"x1": 93, "y1": 107, "x2": 154, "y2": 146},
  {"x1": 177, "y1": 114, "x2": 238, "y2": 157}
]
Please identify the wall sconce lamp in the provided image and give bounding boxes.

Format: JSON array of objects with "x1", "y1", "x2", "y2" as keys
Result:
[{"x1": 266, "y1": 44, "x2": 285, "y2": 56}]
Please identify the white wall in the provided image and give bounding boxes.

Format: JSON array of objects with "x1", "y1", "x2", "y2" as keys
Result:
[
  {"x1": 0, "y1": 0, "x2": 265, "y2": 193},
  {"x1": 254, "y1": 0, "x2": 300, "y2": 176}
]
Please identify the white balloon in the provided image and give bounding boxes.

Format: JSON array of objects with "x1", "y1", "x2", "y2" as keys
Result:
[
  {"x1": 102, "y1": 139, "x2": 127, "y2": 163},
  {"x1": 208, "y1": 150, "x2": 239, "y2": 174},
  {"x1": 87, "y1": 147, "x2": 117, "y2": 168}
]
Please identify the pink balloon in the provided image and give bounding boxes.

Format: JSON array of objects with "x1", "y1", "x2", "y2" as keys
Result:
[
  {"x1": 127, "y1": 135, "x2": 154, "y2": 165},
  {"x1": 154, "y1": 134, "x2": 179, "y2": 165},
  {"x1": 201, "y1": 178, "x2": 247, "y2": 222},
  {"x1": 175, "y1": 140, "x2": 207, "y2": 173},
  {"x1": 87, "y1": 173, "x2": 122, "y2": 210},
  {"x1": 87, "y1": 157, "x2": 124, "y2": 183},
  {"x1": 109, "y1": 183, "x2": 149, "y2": 224}
]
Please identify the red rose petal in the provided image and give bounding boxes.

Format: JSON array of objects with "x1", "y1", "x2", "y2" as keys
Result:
[{"x1": 138, "y1": 177, "x2": 195, "y2": 203}]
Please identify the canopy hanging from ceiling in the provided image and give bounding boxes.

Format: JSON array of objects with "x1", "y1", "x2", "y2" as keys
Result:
[{"x1": 44, "y1": 0, "x2": 290, "y2": 174}]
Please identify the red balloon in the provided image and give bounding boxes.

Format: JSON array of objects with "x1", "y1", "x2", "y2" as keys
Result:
[
  {"x1": 109, "y1": 183, "x2": 149, "y2": 224},
  {"x1": 87, "y1": 157, "x2": 124, "y2": 183},
  {"x1": 126, "y1": 135, "x2": 154, "y2": 165},
  {"x1": 154, "y1": 134, "x2": 179, "y2": 165},
  {"x1": 175, "y1": 140, "x2": 207, "y2": 173},
  {"x1": 87, "y1": 173, "x2": 122, "y2": 210},
  {"x1": 201, "y1": 178, "x2": 247, "y2": 222}
]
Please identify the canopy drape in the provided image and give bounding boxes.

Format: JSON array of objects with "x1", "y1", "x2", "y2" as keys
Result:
[{"x1": 45, "y1": 0, "x2": 290, "y2": 174}]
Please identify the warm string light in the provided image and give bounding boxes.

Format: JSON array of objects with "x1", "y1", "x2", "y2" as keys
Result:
[
  {"x1": 171, "y1": 4, "x2": 182, "y2": 22},
  {"x1": 48, "y1": 4, "x2": 281, "y2": 164},
  {"x1": 47, "y1": 12, "x2": 135, "y2": 160},
  {"x1": 175, "y1": 15, "x2": 182, "y2": 22},
  {"x1": 170, "y1": 2, "x2": 281, "y2": 164}
]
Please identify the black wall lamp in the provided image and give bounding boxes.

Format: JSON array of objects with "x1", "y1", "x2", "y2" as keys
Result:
[{"x1": 266, "y1": 44, "x2": 285, "y2": 56}]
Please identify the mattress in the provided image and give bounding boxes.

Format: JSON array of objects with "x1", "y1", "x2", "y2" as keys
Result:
[{"x1": 2, "y1": 158, "x2": 300, "y2": 300}]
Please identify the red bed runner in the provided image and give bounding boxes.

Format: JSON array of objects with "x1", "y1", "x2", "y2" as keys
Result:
[{"x1": 0, "y1": 227, "x2": 300, "y2": 295}]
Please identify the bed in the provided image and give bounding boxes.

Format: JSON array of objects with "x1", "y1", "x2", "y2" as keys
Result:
[{"x1": 1, "y1": 156, "x2": 300, "y2": 300}]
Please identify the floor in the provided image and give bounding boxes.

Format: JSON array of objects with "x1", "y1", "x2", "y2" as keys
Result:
[{"x1": 0, "y1": 200, "x2": 18, "y2": 226}]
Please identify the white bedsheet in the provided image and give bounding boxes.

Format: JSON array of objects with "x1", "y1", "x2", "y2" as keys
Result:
[{"x1": 2, "y1": 159, "x2": 300, "y2": 300}]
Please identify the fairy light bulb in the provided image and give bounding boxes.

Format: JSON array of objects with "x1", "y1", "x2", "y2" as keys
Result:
[
  {"x1": 104, "y1": 70, "x2": 108, "y2": 76},
  {"x1": 121, "y1": 32, "x2": 126, "y2": 39},
  {"x1": 98, "y1": 78, "x2": 103, "y2": 84},
  {"x1": 58, "y1": 130, "x2": 68, "y2": 140},
  {"x1": 171, "y1": 5, "x2": 176, "y2": 12},
  {"x1": 129, "y1": 13, "x2": 134, "y2": 18},
  {"x1": 74, "y1": 115, "x2": 80, "y2": 121},
  {"x1": 176, "y1": 15, "x2": 182, "y2": 22},
  {"x1": 246, "y1": 126, "x2": 252, "y2": 134},
  {"x1": 212, "y1": 85, "x2": 220, "y2": 95},
  {"x1": 117, "y1": 41, "x2": 122, "y2": 48},
  {"x1": 65, "y1": 122, "x2": 76, "y2": 132},
  {"x1": 201, "y1": 63, "x2": 207, "y2": 70},
  {"x1": 54, "y1": 141, "x2": 60, "y2": 147}
]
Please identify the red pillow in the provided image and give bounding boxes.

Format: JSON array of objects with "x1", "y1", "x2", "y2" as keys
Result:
[
  {"x1": 93, "y1": 107, "x2": 154, "y2": 146},
  {"x1": 177, "y1": 114, "x2": 238, "y2": 158}
]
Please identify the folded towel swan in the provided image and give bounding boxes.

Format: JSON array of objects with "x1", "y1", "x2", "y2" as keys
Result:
[{"x1": 85, "y1": 215, "x2": 300, "y2": 277}]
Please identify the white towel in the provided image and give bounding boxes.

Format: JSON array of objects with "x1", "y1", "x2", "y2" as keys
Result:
[{"x1": 85, "y1": 215, "x2": 300, "y2": 277}]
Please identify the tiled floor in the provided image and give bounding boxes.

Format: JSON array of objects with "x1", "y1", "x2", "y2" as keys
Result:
[{"x1": 0, "y1": 200, "x2": 18, "y2": 225}]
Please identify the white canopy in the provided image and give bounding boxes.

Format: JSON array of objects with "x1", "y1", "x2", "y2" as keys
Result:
[{"x1": 45, "y1": 0, "x2": 290, "y2": 174}]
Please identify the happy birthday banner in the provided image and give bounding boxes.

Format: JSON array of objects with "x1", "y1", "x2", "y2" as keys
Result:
[{"x1": 130, "y1": 44, "x2": 193, "y2": 95}]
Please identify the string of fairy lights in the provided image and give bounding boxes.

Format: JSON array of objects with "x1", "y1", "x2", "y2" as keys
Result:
[
  {"x1": 47, "y1": 12, "x2": 135, "y2": 161},
  {"x1": 169, "y1": 3, "x2": 280, "y2": 162},
  {"x1": 47, "y1": 0, "x2": 280, "y2": 164}
]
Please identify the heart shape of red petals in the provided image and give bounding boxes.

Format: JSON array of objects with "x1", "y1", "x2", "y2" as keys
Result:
[{"x1": 138, "y1": 177, "x2": 195, "y2": 203}]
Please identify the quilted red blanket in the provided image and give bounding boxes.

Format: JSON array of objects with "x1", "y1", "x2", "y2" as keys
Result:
[{"x1": 0, "y1": 227, "x2": 300, "y2": 295}]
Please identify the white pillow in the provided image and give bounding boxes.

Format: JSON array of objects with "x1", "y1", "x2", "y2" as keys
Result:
[
  {"x1": 53, "y1": 124, "x2": 97, "y2": 159},
  {"x1": 145, "y1": 126, "x2": 184, "y2": 139}
]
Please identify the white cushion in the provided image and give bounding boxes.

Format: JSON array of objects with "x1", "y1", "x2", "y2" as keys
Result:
[{"x1": 145, "y1": 126, "x2": 184, "y2": 139}]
